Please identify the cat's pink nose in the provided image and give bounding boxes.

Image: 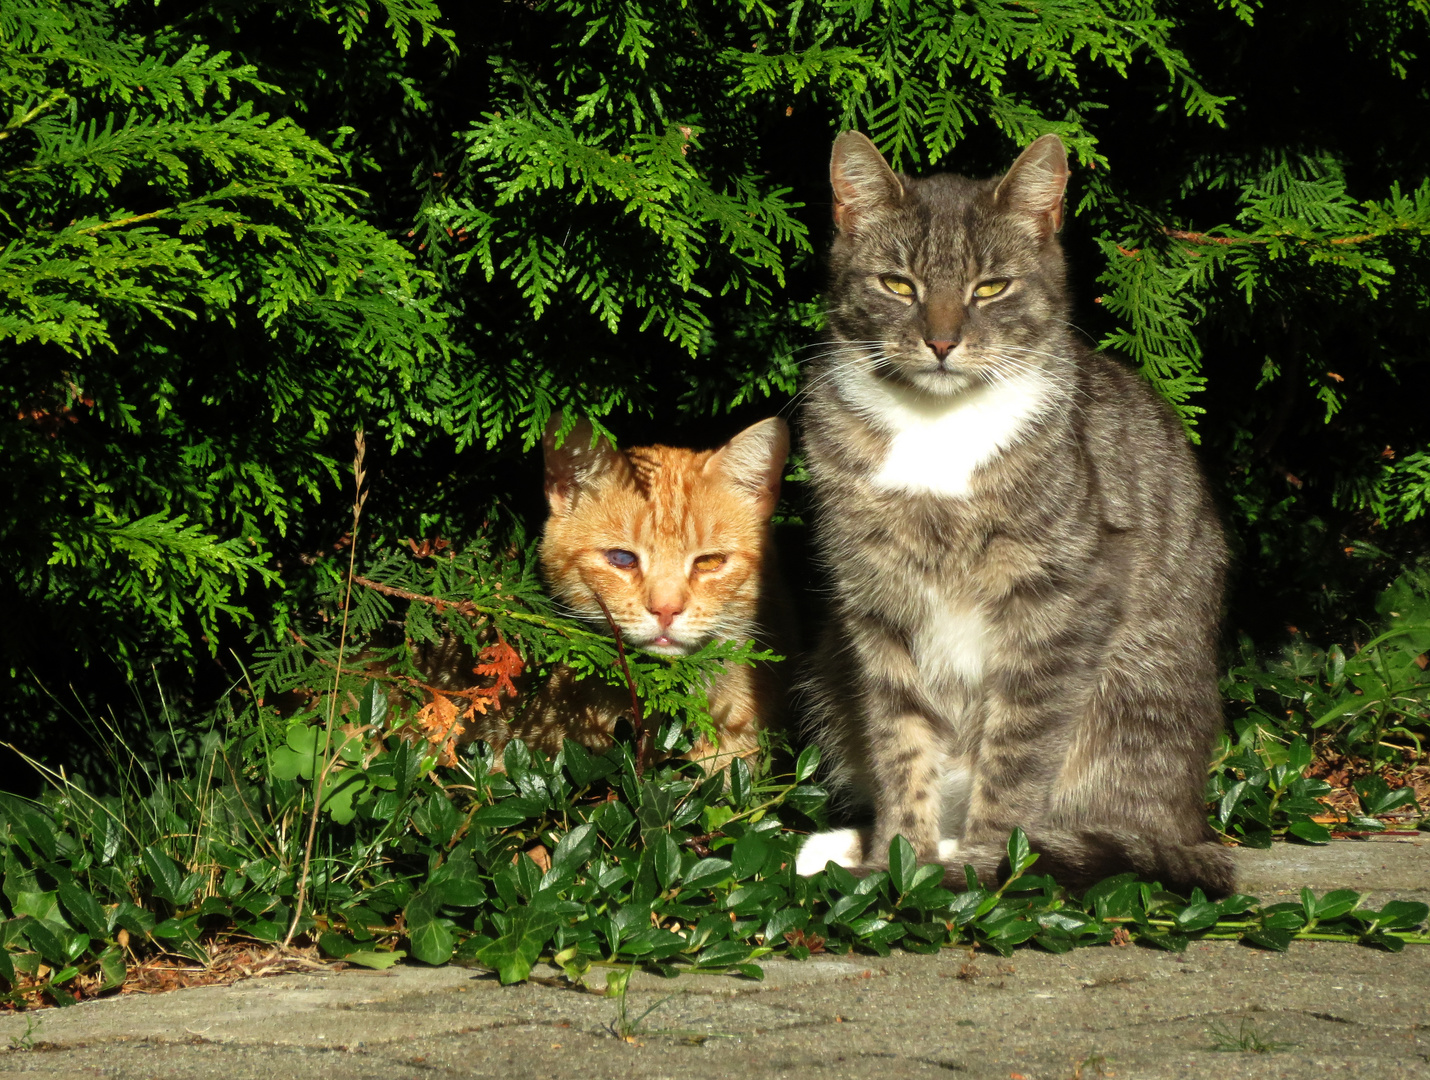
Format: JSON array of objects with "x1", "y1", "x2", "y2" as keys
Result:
[
  {"x1": 649, "y1": 601, "x2": 684, "y2": 629},
  {"x1": 925, "y1": 338, "x2": 956, "y2": 360}
]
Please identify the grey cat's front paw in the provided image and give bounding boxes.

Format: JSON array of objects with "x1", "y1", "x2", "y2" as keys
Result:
[
  {"x1": 794, "y1": 828, "x2": 866, "y2": 876},
  {"x1": 796, "y1": 830, "x2": 962, "y2": 876}
]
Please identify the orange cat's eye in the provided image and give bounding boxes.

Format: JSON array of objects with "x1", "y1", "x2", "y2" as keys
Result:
[
  {"x1": 605, "y1": 549, "x2": 638, "y2": 569},
  {"x1": 973, "y1": 279, "x2": 1009, "y2": 298},
  {"x1": 880, "y1": 275, "x2": 915, "y2": 298},
  {"x1": 692, "y1": 553, "x2": 726, "y2": 574}
]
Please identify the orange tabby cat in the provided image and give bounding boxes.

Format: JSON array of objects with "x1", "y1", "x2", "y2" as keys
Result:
[{"x1": 466, "y1": 415, "x2": 794, "y2": 771}]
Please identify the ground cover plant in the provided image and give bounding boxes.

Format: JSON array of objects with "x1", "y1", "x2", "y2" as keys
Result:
[
  {"x1": 2, "y1": 711, "x2": 1427, "y2": 1008},
  {"x1": 4, "y1": 0, "x2": 1430, "y2": 1012}
]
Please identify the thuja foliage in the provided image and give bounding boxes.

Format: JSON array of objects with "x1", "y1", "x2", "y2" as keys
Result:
[
  {"x1": 7, "y1": 0, "x2": 1430, "y2": 749},
  {"x1": 0, "y1": 0, "x2": 454, "y2": 732},
  {"x1": 421, "y1": 0, "x2": 1237, "y2": 438},
  {"x1": 430, "y1": 0, "x2": 1430, "y2": 641}
]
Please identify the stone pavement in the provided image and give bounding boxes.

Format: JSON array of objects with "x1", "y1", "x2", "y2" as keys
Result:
[{"x1": 1, "y1": 837, "x2": 1426, "y2": 1080}]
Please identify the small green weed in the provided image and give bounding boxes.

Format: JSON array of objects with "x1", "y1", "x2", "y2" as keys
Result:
[
  {"x1": 603, "y1": 966, "x2": 674, "y2": 1042},
  {"x1": 7, "y1": 1014, "x2": 41, "y2": 1051},
  {"x1": 1070, "y1": 1052, "x2": 1112, "y2": 1079},
  {"x1": 1207, "y1": 1017, "x2": 1292, "y2": 1053}
]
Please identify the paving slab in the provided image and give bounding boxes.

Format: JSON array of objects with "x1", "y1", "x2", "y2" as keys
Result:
[{"x1": 1, "y1": 837, "x2": 1426, "y2": 1080}]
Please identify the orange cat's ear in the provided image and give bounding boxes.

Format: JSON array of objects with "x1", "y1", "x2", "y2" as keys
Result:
[
  {"x1": 830, "y1": 131, "x2": 903, "y2": 234},
  {"x1": 542, "y1": 414, "x2": 626, "y2": 515},
  {"x1": 994, "y1": 134, "x2": 1068, "y2": 241},
  {"x1": 705, "y1": 417, "x2": 790, "y2": 520}
]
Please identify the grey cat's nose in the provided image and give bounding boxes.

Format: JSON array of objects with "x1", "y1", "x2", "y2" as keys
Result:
[{"x1": 925, "y1": 339, "x2": 956, "y2": 360}]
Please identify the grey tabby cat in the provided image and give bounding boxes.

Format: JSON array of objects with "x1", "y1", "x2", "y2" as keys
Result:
[{"x1": 794, "y1": 131, "x2": 1234, "y2": 896}]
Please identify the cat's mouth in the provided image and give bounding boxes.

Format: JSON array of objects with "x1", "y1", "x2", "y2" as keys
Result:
[{"x1": 639, "y1": 633, "x2": 693, "y2": 656}]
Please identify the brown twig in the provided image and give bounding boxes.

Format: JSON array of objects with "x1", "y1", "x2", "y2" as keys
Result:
[
  {"x1": 351, "y1": 574, "x2": 481, "y2": 617},
  {"x1": 1163, "y1": 229, "x2": 1259, "y2": 246},
  {"x1": 1163, "y1": 227, "x2": 1381, "y2": 249},
  {"x1": 680, "y1": 829, "x2": 727, "y2": 857},
  {"x1": 591, "y1": 593, "x2": 648, "y2": 776}
]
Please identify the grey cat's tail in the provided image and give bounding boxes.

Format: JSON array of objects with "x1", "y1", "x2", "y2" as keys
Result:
[{"x1": 956, "y1": 828, "x2": 1237, "y2": 899}]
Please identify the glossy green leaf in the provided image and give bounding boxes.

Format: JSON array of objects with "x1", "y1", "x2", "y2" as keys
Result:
[{"x1": 794, "y1": 745, "x2": 821, "y2": 783}]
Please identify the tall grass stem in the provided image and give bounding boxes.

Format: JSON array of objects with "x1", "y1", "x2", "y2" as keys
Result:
[{"x1": 285, "y1": 429, "x2": 367, "y2": 947}]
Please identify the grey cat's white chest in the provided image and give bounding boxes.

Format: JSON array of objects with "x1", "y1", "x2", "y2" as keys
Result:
[
  {"x1": 912, "y1": 592, "x2": 988, "y2": 689},
  {"x1": 850, "y1": 371, "x2": 1054, "y2": 499}
]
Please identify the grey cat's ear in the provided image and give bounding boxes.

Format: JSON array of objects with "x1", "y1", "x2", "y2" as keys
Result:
[
  {"x1": 543, "y1": 414, "x2": 626, "y2": 515},
  {"x1": 994, "y1": 134, "x2": 1069, "y2": 240},
  {"x1": 705, "y1": 417, "x2": 790, "y2": 519},
  {"x1": 830, "y1": 131, "x2": 904, "y2": 233}
]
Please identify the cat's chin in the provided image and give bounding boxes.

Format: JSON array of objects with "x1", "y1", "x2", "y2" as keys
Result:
[{"x1": 899, "y1": 367, "x2": 977, "y2": 397}]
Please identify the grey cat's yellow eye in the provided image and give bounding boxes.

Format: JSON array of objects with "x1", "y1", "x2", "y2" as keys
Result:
[
  {"x1": 880, "y1": 275, "x2": 915, "y2": 298},
  {"x1": 692, "y1": 553, "x2": 726, "y2": 573},
  {"x1": 605, "y1": 549, "x2": 638, "y2": 569},
  {"x1": 973, "y1": 279, "x2": 1009, "y2": 298}
]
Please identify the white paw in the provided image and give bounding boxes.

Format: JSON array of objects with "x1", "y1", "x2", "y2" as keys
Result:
[
  {"x1": 936, "y1": 837, "x2": 961, "y2": 861},
  {"x1": 795, "y1": 829, "x2": 863, "y2": 876}
]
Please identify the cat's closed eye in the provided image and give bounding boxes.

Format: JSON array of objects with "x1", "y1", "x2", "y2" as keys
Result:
[
  {"x1": 692, "y1": 553, "x2": 726, "y2": 573},
  {"x1": 604, "y1": 549, "x2": 638, "y2": 569}
]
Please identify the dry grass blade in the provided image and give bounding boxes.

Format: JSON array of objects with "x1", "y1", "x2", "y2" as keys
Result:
[{"x1": 285, "y1": 428, "x2": 367, "y2": 947}]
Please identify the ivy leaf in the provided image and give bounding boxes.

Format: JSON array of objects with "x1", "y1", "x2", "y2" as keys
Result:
[
  {"x1": 1005, "y1": 827, "x2": 1037, "y2": 876},
  {"x1": 20, "y1": 918, "x2": 73, "y2": 967},
  {"x1": 142, "y1": 847, "x2": 194, "y2": 906},
  {"x1": 470, "y1": 797, "x2": 544, "y2": 828},
  {"x1": 1173, "y1": 902, "x2": 1220, "y2": 933},
  {"x1": 473, "y1": 910, "x2": 561, "y2": 984},
  {"x1": 729, "y1": 758, "x2": 752, "y2": 807},
  {"x1": 562, "y1": 741, "x2": 617, "y2": 788},
  {"x1": 1287, "y1": 820, "x2": 1332, "y2": 844},
  {"x1": 550, "y1": 823, "x2": 599, "y2": 875},
  {"x1": 1243, "y1": 926, "x2": 1293, "y2": 951},
  {"x1": 358, "y1": 679, "x2": 388, "y2": 731},
  {"x1": 681, "y1": 857, "x2": 733, "y2": 890},
  {"x1": 1367, "y1": 901, "x2": 1429, "y2": 931},
  {"x1": 97, "y1": 946, "x2": 126, "y2": 991},
  {"x1": 404, "y1": 889, "x2": 454, "y2": 965},
  {"x1": 729, "y1": 831, "x2": 769, "y2": 881}
]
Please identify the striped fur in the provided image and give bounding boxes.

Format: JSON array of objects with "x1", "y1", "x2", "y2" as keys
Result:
[{"x1": 796, "y1": 133, "x2": 1234, "y2": 897}]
